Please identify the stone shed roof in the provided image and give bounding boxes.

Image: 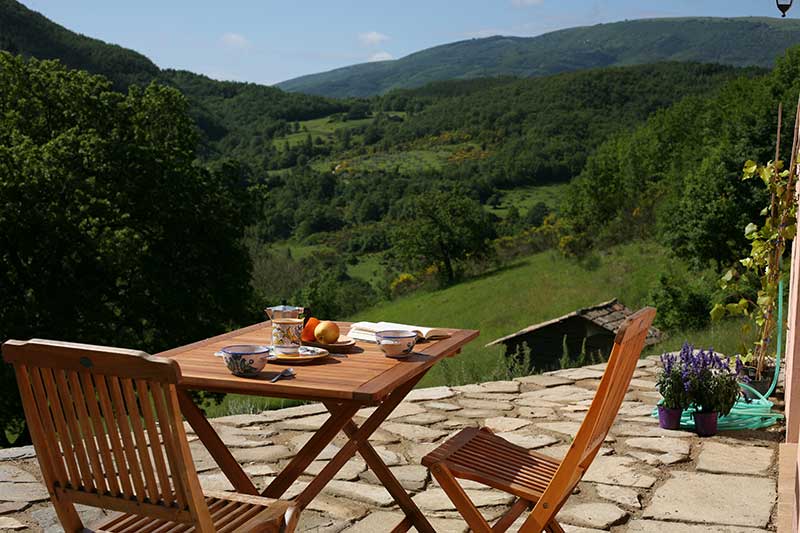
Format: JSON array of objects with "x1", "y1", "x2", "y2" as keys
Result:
[{"x1": 486, "y1": 298, "x2": 662, "y2": 347}]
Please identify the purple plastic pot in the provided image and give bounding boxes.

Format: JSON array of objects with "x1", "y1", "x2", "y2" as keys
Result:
[
  {"x1": 658, "y1": 406, "x2": 682, "y2": 430},
  {"x1": 693, "y1": 411, "x2": 718, "y2": 437}
]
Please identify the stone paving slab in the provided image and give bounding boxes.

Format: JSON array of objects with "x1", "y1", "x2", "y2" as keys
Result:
[
  {"x1": 0, "y1": 516, "x2": 26, "y2": 530},
  {"x1": 514, "y1": 374, "x2": 574, "y2": 387},
  {"x1": 342, "y1": 510, "x2": 467, "y2": 533},
  {"x1": 625, "y1": 437, "x2": 691, "y2": 456},
  {"x1": 626, "y1": 520, "x2": 770, "y2": 532},
  {"x1": 594, "y1": 484, "x2": 641, "y2": 509},
  {"x1": 412, "y1": 487, "x2": 514, "y2": 511},
  {"x1": 696, "y1": 441, "x2": 774, "y2": 476},
  {"x1": 405, "y1": 386, "x2": 455, "y2": 402},
  {"x1": 0, "y1": 467, "x2": 36, "y2": 484},
  {"x1": 643, "y1": 472, "x2": 776, "y2": 528},
  {"x1": 583, "y1": 456, "x2": 658, "y2": 488},
  {"x1": 0, "y1": 363, "x2": 781, "y2": 532},
  {"x1": 558, "y1": 502, "x2": 628, "y2": 529}
]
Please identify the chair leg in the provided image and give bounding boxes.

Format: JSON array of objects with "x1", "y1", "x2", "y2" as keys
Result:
[
  {"x1": 429, "y1": 463, "x2": 492, "y2": 533},
  {"x1": 545, "y1": 518, "x2": 565, "y2": 533},
  {"x1": 492, "y1": 498, "x2": 532, "y2": 533},
  {"x1": 51, "y1": 494, "x2": 83, "y2": 532}
]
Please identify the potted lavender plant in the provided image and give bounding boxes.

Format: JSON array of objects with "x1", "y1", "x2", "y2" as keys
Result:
[
  {"x1": 656, "y1": 351, "x2": 687, "y2": 429},
  {"x1": 681, "y1": 345, "x2": 742, "y2": 437}
]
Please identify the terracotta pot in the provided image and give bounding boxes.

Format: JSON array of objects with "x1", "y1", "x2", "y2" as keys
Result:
[
  {"x1": 693, "y1": 411, "x2": 718, "y2": 437},
  {"x1": 658, "y1": 406, "x2": 682, "y2": 430}
]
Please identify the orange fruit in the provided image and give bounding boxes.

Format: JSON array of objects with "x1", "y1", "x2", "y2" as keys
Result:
[{"x1": 302, "y1": 317, "x2": 320, "y2": 342}]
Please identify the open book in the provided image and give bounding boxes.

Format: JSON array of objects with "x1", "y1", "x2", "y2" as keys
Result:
[{"x1": 348, "y1": 321, "x2": 451, "y2": 343}]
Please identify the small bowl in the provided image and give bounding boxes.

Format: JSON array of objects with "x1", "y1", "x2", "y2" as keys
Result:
[
  {"x1": 220, "y1": 345, "x2": 272, "y2": 377},
  {"x1": 376, "y1": 330, "x2": 417, "y2": 358}
]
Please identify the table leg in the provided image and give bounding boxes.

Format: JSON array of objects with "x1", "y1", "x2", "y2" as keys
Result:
[
  {"x1": 177, "y1": 389, "x2": 258, "y2": 496},
  {"x1": 315, "y1": 375, "x2": 435, "y2": 533},
  {"x1": 262, "y1": 403, "x2": 360, "y2": 499},
  {"x1": 340, "y1": 419, "x2": 432, "y2": 533}
]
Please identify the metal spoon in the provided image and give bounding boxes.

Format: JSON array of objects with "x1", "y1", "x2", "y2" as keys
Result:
[{"x1": 270, "y1": 368, "x2": 295, "y2": 383}]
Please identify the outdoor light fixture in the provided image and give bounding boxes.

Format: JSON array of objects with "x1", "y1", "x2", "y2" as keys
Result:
[{"x1": 778, "y1": 0, "x2": 794, "y2": 17}]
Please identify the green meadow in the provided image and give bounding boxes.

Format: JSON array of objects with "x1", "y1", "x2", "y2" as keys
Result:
[
  {"x1": 487, "y1": 183, "x2": 569, "y2": 218},
  {"x1": 271, "y1": 116, "x2": 374, "y2": 148},
  {"x1": 207, "y1": 241, "x2": 747, "y2": 416}
]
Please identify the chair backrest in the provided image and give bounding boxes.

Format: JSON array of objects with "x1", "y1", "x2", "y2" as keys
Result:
[
  {"x1": 520, "y1": 307, "x2": 656, "y2": 532},
  {"x1": 2, "y1": 339, "x2": 214, "y2": 531}
]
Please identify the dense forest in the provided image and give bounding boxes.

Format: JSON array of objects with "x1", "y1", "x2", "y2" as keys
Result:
[
  {"x1": 371, "y1": 63, "x2": 757, "y2": 186},
  {"x1": 0, "y1": 53, "x2": 254, "y2": 444},
  {"x1": 566, "y1": 49, "x2": 800, "y2": 262}
]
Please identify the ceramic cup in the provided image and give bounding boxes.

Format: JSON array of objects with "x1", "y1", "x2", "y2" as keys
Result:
[
  {"x1": 272, "y1": 318, "x2": 304, "y2": 355},
  {"x1": 376, "y1": 330, "x2": 418, "y2": 358}
]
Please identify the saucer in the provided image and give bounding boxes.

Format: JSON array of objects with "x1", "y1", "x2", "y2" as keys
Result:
[{"x1": 270, "y1": 345, "x2": 330, "y2": 363}]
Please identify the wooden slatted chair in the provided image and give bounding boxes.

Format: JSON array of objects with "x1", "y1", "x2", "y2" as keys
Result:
[
  {"x1": 422, "y1": 307, "x2": 656, "y2": 533},
  {"x1": 2, "y1": 339, "x2": 298, "y2": 533}
]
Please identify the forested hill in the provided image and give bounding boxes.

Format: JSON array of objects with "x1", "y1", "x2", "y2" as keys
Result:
[
  {"x1": 0, "y1": 0, "x2": 158, "y2": 88},
  {"x1": 373, "y1": 62, "x2": 757, "y2": 186},
  {"x1": 0, "y1": 0, "x2": 347, "y2": 162},
  {"x1": 278, "y1": 17, "x2": 800, "y2": 97}
]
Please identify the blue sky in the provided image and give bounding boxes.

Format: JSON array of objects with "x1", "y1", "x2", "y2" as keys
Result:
[{"x1": 23, "y1": 0, "x2": 795, "y2": 85}]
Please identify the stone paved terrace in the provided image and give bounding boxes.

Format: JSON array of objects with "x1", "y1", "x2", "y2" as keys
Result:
[{"x1": 0, "y1": 355, "x2": 783, "y2": 532}]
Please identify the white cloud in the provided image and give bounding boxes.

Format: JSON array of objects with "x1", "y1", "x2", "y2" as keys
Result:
[
  {"x1": 368, "y1": 51, "x2": 394, "y2": 62},
  {"x1": 359, "y1": 31, "x2": 390, "y2": 46},
  {"x1": 221, "y1": 32, "x2": 250, "y2": 49},
  {"x1": 512, "y1": 0, "x2": 544, "y2": 6}
]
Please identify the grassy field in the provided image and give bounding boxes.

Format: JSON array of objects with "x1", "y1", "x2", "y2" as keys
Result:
[
  {"x1": 350, "y1": 241, "x2": 679, "y2": 388},
  {"x1": 272, "y1": 116, "x2": 372, "y2": 148},
  {"x1": 487, "y1": 183, "x2": 569, "y2": 218},
  {"x1": 269, "y1": 241, "x2": 328, "y2": 260},
  {"x1": 209, "y1": 240, "x2": 750, "y2": 416},
  {"x1": 272, "y1": 113, "x2": 407, "y2": 148},
  {"x1": 347, "y1": 252, "x2": 384, "y2": 284},
  {"x1": 313, "y1": 148, "x2": 459, "y2": 175},
  {"x1": 649, "y1": 318, "x2": 753, "y2": 357}
]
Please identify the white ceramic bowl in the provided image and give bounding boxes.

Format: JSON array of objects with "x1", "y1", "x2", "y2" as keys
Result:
[
  {"x1": 376, "y1": 330, "x2": 417, "y2": 358},
  {"x1": 220, "y1": 345, "x2": 272, "y2": 377}
]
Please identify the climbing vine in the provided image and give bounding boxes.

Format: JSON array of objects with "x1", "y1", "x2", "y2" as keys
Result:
[{"x1": 711, "y1": 104, "x2": 799, "y2": 379}]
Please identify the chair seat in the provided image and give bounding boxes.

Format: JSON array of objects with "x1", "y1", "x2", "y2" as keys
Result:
[
  {"x1": 423, "y1": 427, "x2": 570, "y2": 502},
  {"x1": 92, "y1": 491, "x2": 293, "y2": 533}
]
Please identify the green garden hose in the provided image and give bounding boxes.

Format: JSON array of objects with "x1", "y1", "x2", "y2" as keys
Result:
[{"x1": 651, "y1": 278, "x2": 785, "y2": 431}]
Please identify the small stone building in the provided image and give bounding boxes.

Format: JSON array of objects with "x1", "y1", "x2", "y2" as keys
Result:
[{"x1": 486, "y1": 299, "x2": 662, "y2": 372}]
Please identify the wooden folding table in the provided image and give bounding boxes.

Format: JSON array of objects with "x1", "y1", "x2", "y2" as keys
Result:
[{"x1": 159, "y1": 321, "x2": 479, "y2": 533}]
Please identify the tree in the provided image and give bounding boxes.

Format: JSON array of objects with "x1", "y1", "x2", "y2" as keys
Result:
[
  {"x1": 0, "y1": 53, "x2": 253, "y2": 443},
  {"x1": 525, "y1": 201, "x2": 550, "y2": 227},
  {"x1": 392, "y1": 191, "x2": 495, "y2": 283}
]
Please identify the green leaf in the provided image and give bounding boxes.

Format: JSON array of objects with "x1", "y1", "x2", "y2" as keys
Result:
[
  {"x1": 726, "y1": 303, "x2": 744, "y2": 315},
  {"x1": 757, "y1": 293, "x2": 773, "y2": 308},
  {"x1": 710, "y1": 303, "x2": 726, "y2": 321},
  {"x1": 743, "y1": 160, "x2": 757, "y2": 175},
  {"x1": 744, "y1": 223, "x2": 758, "y2": 237}
]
